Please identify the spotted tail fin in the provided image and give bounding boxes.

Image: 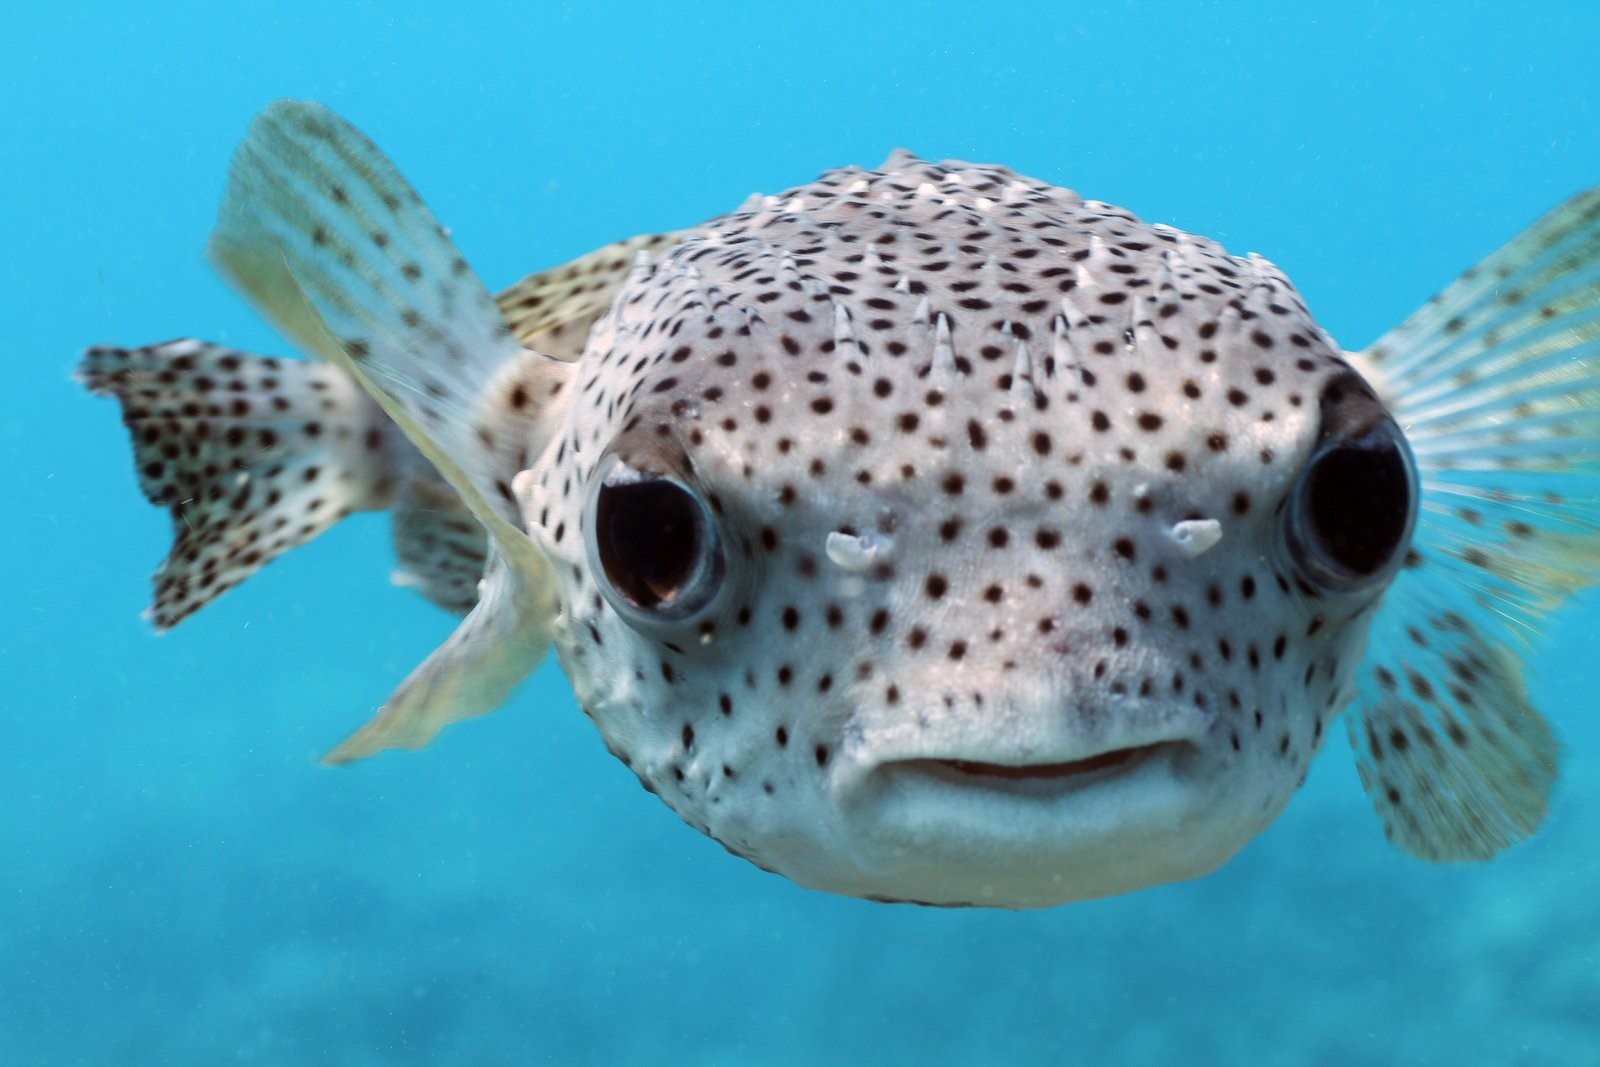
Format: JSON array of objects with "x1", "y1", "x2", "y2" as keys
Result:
[
  {"x1": 78, "y1": 339, "x2": 398, "y2": 630},
  {"x1": 206, "y1": 100, "x2": 576, "y2": 762},
  {"x1": 1345, "y1": 188, "x2": 1600, "y2": 861}
]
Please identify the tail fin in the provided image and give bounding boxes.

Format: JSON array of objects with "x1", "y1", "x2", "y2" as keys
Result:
[
  {"x1": 1343, "y1": 188, "x2": 1600, "y2": 861},
  {"x1": 78, "y1": 338, "x2": 398, "y2": 629}
]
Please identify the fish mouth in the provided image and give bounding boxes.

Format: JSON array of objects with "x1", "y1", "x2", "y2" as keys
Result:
[{"x1": 873, "y1": 740, "x2": 1195, "y2": 800}]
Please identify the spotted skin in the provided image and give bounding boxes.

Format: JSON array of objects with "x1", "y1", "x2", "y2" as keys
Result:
[
  {"x1": 83, "y1": 101, "x2": 1600, "y2": 908},
  {"x1": 533, "y1": 155, "x2": 1385, "y2": 905}
]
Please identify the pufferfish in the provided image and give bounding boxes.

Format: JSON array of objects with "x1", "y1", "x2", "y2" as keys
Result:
[{"x1": 79, "y1": 101, "x2": 1600, "y2": 908}]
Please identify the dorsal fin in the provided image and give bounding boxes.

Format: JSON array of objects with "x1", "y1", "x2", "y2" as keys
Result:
[
  {"x1": 206, "y1": 99, "x2": 571, "y2": 761},
  {"x1": 495, "y1": 230, "x2": 686, "y2": 358}
]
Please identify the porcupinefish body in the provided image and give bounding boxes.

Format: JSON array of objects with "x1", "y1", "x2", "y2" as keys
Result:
[{"x1": 80, "y1": 102, "x2": 1600, "y2": 907}]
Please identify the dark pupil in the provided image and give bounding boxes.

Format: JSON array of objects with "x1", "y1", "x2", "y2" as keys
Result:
[
  {"x1": 1304, "y1": 432, "x2": 1410, "y2": 577},
  {"x1": 597, "y1": 479, "x2": 703, "y2": 608}
]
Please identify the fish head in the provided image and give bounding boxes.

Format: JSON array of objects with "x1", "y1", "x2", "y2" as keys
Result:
[{"x1": 528, "y1": 156, "x2": 1419, "y2": 907}]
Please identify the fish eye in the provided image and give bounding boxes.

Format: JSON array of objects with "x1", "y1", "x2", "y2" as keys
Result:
[
  {"x1": 1285, "y1": 382, "x2": 1418, "y2": 593},
  {"x1": 587, "y1": 457, "x2": 725, "y2": 623}
]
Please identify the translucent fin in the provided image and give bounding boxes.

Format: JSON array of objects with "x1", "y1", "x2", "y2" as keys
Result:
[
  {"x1": 1345, "y1": 188, "x2": 1600, "y2": 860},
  {"x1": 205, "y1": 99, "x2": 551, "y2": 566},
  {"x1": 322, "y1": 557, "x2": 540, "y2": 765},
  {"x1": 390, "y1": 469, "x2": 487, "y2": 616},
  {"x1": 78, "y1": 339, "x2": 395, "y2": 630},
  {"x1": 495, "y1": 230, "x2": 685, "y2": 358},
  {"x1": 1350, "y1": 604, "x2": 1560, "y2": 861},
  {"x1": 204, "y1": 99, "x2": 571, "y2": 759}
]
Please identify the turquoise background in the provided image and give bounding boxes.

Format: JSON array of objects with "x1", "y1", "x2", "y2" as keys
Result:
[{"x1": 4, "y1": 3, "x2": 1598, "y2": 1063}]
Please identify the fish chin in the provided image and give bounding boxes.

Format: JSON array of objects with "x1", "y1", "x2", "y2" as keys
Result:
[{"x1": 779, "y1": 735, "x2": 1257, "y2": 908}]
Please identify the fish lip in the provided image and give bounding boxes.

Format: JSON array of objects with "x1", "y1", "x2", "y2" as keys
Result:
[
  {"x1": 836, "y1": 701, "x2": 1216, "y2": 807},
  {"x1": 872, "y1": 739, "x2": 1197, "y2": 800}
]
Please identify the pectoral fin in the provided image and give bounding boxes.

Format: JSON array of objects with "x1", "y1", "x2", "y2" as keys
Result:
[
  {"x1": 206, "y1": 99, "x2": 575, "y2": 759},
  {"x1": 1345, "y1": 187, "x2": 1600, "y2": 858},
  {"x1": 322, "y1": 556, "x2": 545, "y2": 764}
]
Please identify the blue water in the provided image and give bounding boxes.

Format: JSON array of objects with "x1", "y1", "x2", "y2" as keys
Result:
[{"x1": 6, "y1": 3, "x2": 1599, "y2": 1063}]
